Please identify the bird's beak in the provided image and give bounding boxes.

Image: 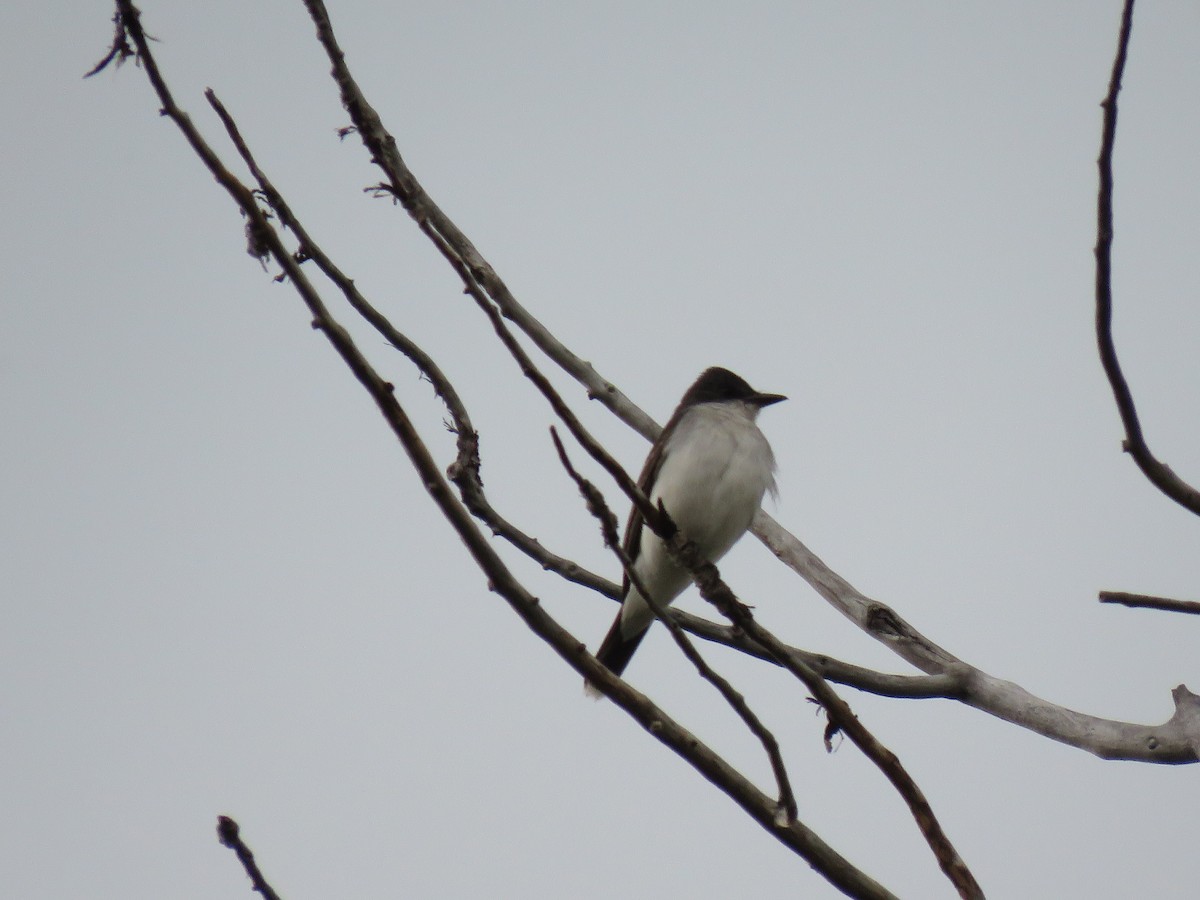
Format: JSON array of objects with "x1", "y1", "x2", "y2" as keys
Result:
[{"x1": 751, "y1": 392, "x2": 787, "y2": 408}]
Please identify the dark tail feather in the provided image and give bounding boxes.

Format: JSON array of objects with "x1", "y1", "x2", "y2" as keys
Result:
[{"x1": 584, "y1": 613, "x2": 649, "y2": 698}]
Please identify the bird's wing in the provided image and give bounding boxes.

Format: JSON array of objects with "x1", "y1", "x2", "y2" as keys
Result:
[{"x1": 621, "y1": 408, "x2": 686, "y2": 592}]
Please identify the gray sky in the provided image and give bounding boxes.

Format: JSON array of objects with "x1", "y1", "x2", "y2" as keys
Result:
[{"x1": 4, "y1": 2, "x2": 1199, "y2": 897}]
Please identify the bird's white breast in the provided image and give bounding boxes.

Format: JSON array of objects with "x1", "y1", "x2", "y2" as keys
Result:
[
  {"x1": 651, "y1": 400, "x2": 777, "y2": 557},
  {"x1": 619, "y1": 400, "x2": 777, "y2": 637}
]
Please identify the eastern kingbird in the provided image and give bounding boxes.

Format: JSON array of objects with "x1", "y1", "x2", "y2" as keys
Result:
[{"x1": 589, "y1": 367, "x2": 785, "y2": 689}]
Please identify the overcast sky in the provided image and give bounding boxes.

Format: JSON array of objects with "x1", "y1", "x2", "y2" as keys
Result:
[{"x1": 4, "y1": 2, "x2": 1200, "y2": 897}]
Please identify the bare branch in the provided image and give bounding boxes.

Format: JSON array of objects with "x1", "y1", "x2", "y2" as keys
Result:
[
  {"x1": 673, "y1": 611, "x2": 962, "y2": 699},
  {"x1": 216, "y1": 816, "x2": 283, "y2": 900},
  {"x1": 666, "y1": 533, "x2": 982, "y2": 899},
  {"x1": 758, "y1": 514, "x2": 1200, "y2": 762},
  {"x1": 299, "y1": 0, "x2": 659, "y2": 441},
  {"x1": 110, "y1": 6, "x2": 897, "y2": 895},
  {"x1": 1094, "y1": 0, "x2": 1200, "y2": 515},
  {"x1": 1100, "y1": 591, "x2": 1200, "y2": 616},
  {"x1": 202, "y1": 88, "x2": 615, "y2": 600}
]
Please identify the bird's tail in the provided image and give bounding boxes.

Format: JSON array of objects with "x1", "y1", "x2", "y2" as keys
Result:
[{"x1": 584, "y1": 613, "x2": 650, "y2": 699}]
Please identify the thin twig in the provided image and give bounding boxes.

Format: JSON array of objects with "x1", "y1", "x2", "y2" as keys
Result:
[
  {"x1": 202, "y1": 89, "x2": 614, "y2": 600},
  {"x1": 1094, "y1": 0, "x2": 1200, "y2": 515},
  {"x1": 551, "y1": 427, "x2": 798, "y2": 823},
  {"x1": 217, "y1": 816, "x2": 283, "y2": 900},
  {"x1": 1100, "y1": 591, "x2": 1200, "y2": 616},
  {"x1": 671, "y1": 537, "x2": 982, "y2": 899},
  {"x1": 299, "y1": 0, "x2": 658, "y2": 439},
  {"x1": 84, "y1": 12, "x2": 135, "y2": 77},
  {"x1": 673, "y1": 611, "x2": 963, "y2": 699}
]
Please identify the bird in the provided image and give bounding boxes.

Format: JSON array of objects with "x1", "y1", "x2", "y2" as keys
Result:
[{"x1": 587, "y1": 367, "x2": 785, "y2": 692}]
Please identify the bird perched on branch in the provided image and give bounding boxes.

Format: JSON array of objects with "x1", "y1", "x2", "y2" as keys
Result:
[{"x1": 587, "y1": 367, "x2": 785, "y2": 693}]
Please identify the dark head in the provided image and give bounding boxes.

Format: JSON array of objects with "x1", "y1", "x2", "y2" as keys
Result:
[{"x1": 682, "y1": 367, "x2": 787, "y2": 410}]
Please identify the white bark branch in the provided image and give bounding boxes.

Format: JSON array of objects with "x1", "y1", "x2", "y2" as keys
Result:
[{"x1": 755, "y1": 513, "x2": 1200, "y2": 762}]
